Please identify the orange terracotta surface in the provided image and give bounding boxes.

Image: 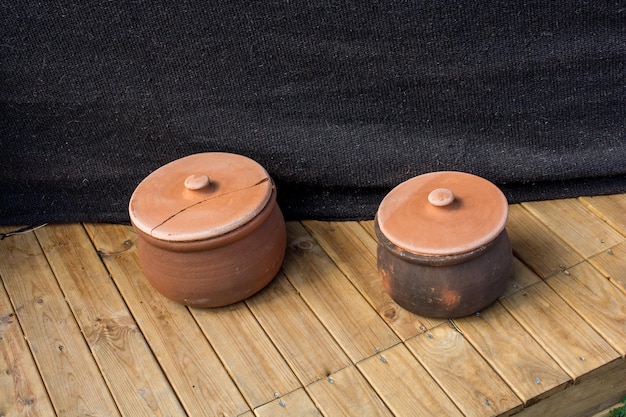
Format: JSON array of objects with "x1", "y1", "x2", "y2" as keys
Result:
[
  {"x1": 134, "y1": 191, "x2": 286, "y2": 307},
  {"x1": 128, "y1": 152, "x2": 286, "y2": 307},
  {"x1": 376, "y1": 171, "x2": 508, "y2": 255},
  {"x1": 129, "y1": 152, "x2": 272, "y2": 242}
]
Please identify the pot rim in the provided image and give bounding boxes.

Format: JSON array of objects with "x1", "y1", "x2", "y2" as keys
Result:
[
  {"x1": 375, "y1": 171, "x2": 508, "y2": 255},
  {"x1": 129, "y1": 152, "x2": 273, "y2": 242},
  {"x1": 375, "y1": 217, "x2": 507, "y2": 266},
  {"x1": 133, "y1": 187, "x2": 279, "y2": 253}
]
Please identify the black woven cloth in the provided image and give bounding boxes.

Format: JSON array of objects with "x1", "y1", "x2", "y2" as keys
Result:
[{"x1": 1, "y1": 1, "x2": 625, "y2": 223}]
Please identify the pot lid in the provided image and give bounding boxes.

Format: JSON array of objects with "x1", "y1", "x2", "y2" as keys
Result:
[
  {"x1": 376, "y1": 171, "x2": 508, "y2": 255},
  {"x1": 129, "y1": 152, "x2": 273, "y2": 242}
]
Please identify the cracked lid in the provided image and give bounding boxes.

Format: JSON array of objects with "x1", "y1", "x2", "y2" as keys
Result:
[
  {"x1": 376, "y1": 171, "x2": 508, "y2": 255},
  {"x1": 129, "y1": 153, "x2": 273, "y2": 242}
]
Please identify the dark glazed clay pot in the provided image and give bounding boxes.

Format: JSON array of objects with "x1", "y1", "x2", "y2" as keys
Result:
[
  {"x1": 129, "y1": 152, "x2": 286, "y2": 307},
  {"x1": 375, "y1": 171, "x2": 512, "y2": 318}
]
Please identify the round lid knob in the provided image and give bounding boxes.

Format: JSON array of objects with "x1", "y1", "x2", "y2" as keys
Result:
[
  {"x1": 184, "y1": 174, "x2": 210, "y2": 191},
  {"x1": 428, "y1": 188, "x2": 455, "y2": 207},
  {"x1": 129, "y1": 153, "x2": 273, "y2": 242},
  {"x1": 376, "y1": 171, "x2": 508, "y2": 255}
]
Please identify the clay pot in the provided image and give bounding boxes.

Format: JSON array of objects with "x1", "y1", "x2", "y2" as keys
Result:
[
  {"x1": 129, "y1": 152, "x2": 286, "y2": 307},
  {"x1": 375, "y1": 171, "x2": 512, "y2": 318}
]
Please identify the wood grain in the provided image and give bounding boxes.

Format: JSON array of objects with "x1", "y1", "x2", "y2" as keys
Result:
[
  {"x1": 85, "y1": 223, "x2": 250, "y2": 417},
  {"x1": 1, "y1": 191, "x2": 624, "y2": 417},
  {"x1": 37, "y1": 224, "x2": 185, "y2": 416},
  {"x1": 246, "y1": 273, "x2": 351, "y2": 385},
  {"x1": 455, "y1": 302, "x2": 570, "y2": 405},
  {"x1": 589, "y1": 241, "x2": 626, "y2": 293},
  {"x1": 512, "y1": 360, "x2": 626, "y2": 417},
  {"x1": 500, "y1": 281, "x2": 620, "y2": 381},
  {"x1": 579, "y1": 194, "x2": 626, "y2": 236},
  {"x1": 0, "y1": 226, "x2": 120, "y2": 417},
  {"x1": 522, "y1": 199, "x2": 624, "y2": 258},
  {"x1": 306, "y1": 365, "x2": 393, "y2": 417},
  {"x1": 303, "y1": 220, "x2": 444, "y2": 339},
  {"x1": 405, "y1": 324, "x2": 523, "y2": 417},
  {"x1": 191, "y1": 302, "x2": 302, "y2": 408},
  {"x1": 282, "y1": 222, "x2": 400, "y2": 362},
  {"x1": 546, "y1": 262, "x2": 626, "y2": 357},
  {"x1": 359, "y1": 220, "x2": 376, "y2": 241},
  {"x1": 507, "y1": 204, "x2": 583, "y2": 278},
  {"x1": 499, "y1": 256, "x2": 542, "y2": 298},
  {"x1": 357, "y1": 343, "x2": 463, "y2": 416},
  {"x1": 0, "y1": 277, "x2": 55, "y2": 417},
  {"x1": 254, "y1": 388, "x2": 322, "y2": 417}
]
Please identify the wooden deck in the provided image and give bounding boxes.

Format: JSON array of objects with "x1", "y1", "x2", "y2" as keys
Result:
[{"x1": 1, "y1": 195, "x2": 625, "y2": 417}]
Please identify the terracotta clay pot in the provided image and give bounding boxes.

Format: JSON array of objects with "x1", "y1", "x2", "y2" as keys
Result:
[
  {"x1": 375, "y1": 171, "x2": 512, "y2": 318},
  {"x1": 129, "y1": 152, "x2": 286, "y2": 307}
]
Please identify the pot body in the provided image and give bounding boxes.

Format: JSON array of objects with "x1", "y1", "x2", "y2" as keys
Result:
[
  {"x1": 376, "y1": 220, "x2": 512, "y2": 318},
  {"x1": 133, "y1": 190, "x2": 286, "y2": 307}
]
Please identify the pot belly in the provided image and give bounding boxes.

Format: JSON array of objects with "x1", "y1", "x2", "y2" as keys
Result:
[
  {"x1": 377, "y1": 230, "x2": 512, "y2": 318},
  {"x1": 136, "y1": 203, "x2": 286, "y2": 308}
]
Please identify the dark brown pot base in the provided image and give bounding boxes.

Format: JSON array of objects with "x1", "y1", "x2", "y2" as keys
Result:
[{"x1": 376, "y1": 221, "x2": 512, "y2": 318}]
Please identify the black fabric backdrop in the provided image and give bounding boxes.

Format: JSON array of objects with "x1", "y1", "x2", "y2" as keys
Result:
[{"x1": 1, "y1": 1, "x2": 625, "y2": 223}]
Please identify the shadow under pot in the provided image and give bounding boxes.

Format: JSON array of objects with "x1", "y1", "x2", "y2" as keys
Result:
[
  {"x1": 375, "y1": 171, "x2": 512, "y2": 318},
  {"x1": 129, "y1": 152, "x2": 286, "y2": 308}
]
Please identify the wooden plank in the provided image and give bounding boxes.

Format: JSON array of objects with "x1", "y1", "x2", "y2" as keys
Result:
[
  {"x1": 405, "y1": 324, "x2": 522, "y2": 417},
  {"x1": 246, "y1": 273, "x2": 351, "y2": 386},
  {"x1": 36, "y1": 224, "x2": 186, "y2": 416},
  {"x1": 522, "y1": 199, "x2": 624, "y2": 258},
  {"x1": 579, "y1": 194, "x2": 626, "y2": 236},
  {"x1": 306, "y1": 365, "x2": 393, "y2": 417},
  {"x1": 85, "y1": 223, "x2": 250, "y2": 417},
  {"x1": 455, "y1": 302, "x2": 570, "y2": 405},
  {"x1": 546, "y1": 262, "x2": 626, "y2": 357},
  {"x1": 507, "y1": 204, "x2": 583, "y2": 278},
  {"x1": 513, "y1": 359, "x2": 626, "y2": 417},
  {"x1": 0, "y1": 227, "x2": 121, "y2": 417},
  {"x1": 357, "y1": 343, "x2": 463, "y2": 416},
  {"x1": 1, "y1": 189, "x2": 623, "y2": 417},
  {"x1": 0, "y1": 277, "x2": 56, "y2": 417},
  {"x1": 254, "y1": 388, "x2": 322, "y2": 417},
  {"x1": 359, "y1": 220, "x2": 376, "y2": 241},
  {"x1": 589, "y1": 241, "x2": 626, "y2": 294},
  {"x1": 500, "y1": 282, "x2": 620, "y2": 382},
  {"x1": 282, "y1": 222, "x2": 400, "y2": 363},
  {"x1": 592, "y1": 397, "x2": 626, "y2": 417},
  {"x1": 500, "y1": 257, "x2": 542, "y2": 298},
  {"x1": 303, "y1": 220, "x2": 444, "y2": 340},
  {"x1": 191, "y1": 302, "x2": 302, "y2": 408}
]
